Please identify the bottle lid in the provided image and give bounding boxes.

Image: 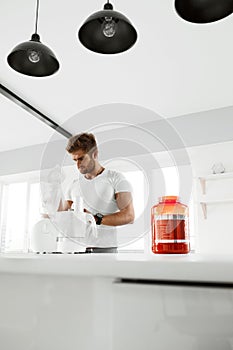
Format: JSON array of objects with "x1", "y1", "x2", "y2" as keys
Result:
[{"x1": 159, "y1": 196, "x2": 180, "y2": 203}]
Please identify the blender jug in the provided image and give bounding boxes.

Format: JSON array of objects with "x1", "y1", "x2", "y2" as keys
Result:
[{"x1": 151, "y1": 196, "x2": 190, "y2": 254}]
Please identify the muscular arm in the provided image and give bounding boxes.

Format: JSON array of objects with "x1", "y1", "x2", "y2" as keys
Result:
[
  {"x1": 58, "y1": 192, "x2": 135, "y2": 226},
  {"x1": 101, "y1": 192, "x2": 135, "y2": 226}
]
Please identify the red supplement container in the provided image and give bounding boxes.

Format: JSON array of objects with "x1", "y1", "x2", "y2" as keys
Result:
[{"x1": 151, "y1": 196, "x2": 190, "y2": 254}]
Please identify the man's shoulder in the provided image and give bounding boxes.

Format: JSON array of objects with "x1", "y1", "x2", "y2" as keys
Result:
[
  {"x1": 104, "y1": 169, "x2": 128, "y2": 186},
  {"x1": 104, "y1": 169, "x2": 124, "y2": 181},
  {"x1": 105, "y1": 169, "x2": 123, "y2": 178}
]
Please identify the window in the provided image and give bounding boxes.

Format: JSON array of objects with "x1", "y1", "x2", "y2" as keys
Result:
[
  {"x1": 162, "y1": 166, "x2": 195, "y2": 251},
  {"x1": 1, "y1": 182, "x2": 28, "y2": 252},
  {"x1": 0, "y1": 172, "x2": 42, "y2": 253},
  {"x1": 118, "y1": 170, "x2": 145, "y2": 252}
]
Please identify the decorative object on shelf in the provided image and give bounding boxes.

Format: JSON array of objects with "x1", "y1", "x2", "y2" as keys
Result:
[
  {"x1": 78, "y1": 0, "x2": 137, "y2": 54},
  {"x1": 212, "y1": 162, "x2": 225, "y2": 175},
  {"x1": 175, "y1": 0, "x2": 233, "y2": 24},
  {"x1": 7, "y1": 0, "x2": 59, "y2": 77}
]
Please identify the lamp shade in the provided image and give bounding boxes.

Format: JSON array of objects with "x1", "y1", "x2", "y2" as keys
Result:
[
  {"x1": 7, "y1": 34, "x2": 60, "y2": 77},
  {"x1": 175, "y1": 0, "x2": 233, "y2": 23},
  {"x1": 78, "y1": 7, "x2": 137, "y2": 54}
]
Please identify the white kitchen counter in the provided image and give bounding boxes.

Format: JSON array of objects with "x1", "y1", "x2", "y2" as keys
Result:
[
  {"x1": 1, "y1": 252, "x2": 233, "y2": 350},
  {"x1": 0, "y1": 252, "x2": 233, "y2": 283}
]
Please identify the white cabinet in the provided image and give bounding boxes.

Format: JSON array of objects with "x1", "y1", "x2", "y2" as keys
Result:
[
  {"x1": 198, "y1": 172, "x2": 233, "y2": 219},
  {"x1": 1, "y1": 269, "x2": 233, "y2": 350},
  {"x1": 112, "y1": 279, "x2": 233, "y2": 350},
  {"x1": 0, "y1": 274, "x2": 112, "y2": 350}
]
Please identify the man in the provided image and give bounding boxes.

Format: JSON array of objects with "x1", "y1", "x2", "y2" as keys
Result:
[{"x1": 61, "y1": 132, "x2": 135, "y2": 253}]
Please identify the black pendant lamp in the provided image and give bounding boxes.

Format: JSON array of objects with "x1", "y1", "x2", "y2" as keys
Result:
[
  {"x1": 78, "y1": 1, "x2": 137, "y2": 54},
  {"x1": 175, "y1": 0, "x2": 233, "y2": 24},
  {"x1": 7, "y1": 0, "x2": 59, "y2": 77}
]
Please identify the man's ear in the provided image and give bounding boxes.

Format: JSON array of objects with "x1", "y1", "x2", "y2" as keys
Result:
[{"x1": 92, "y1": 149, "x2": 98, "y2": 159}]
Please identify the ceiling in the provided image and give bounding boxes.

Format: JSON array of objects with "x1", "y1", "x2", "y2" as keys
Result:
[{"x1": 0, "y1": 0, "x2": 233, "y2": 152}]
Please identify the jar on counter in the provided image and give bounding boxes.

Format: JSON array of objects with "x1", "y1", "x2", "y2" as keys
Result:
[{"x1": 151, "y1": 196, "x2": 190, "y2": 254}]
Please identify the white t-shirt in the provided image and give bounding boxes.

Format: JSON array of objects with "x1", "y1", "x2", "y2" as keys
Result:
[{"x1": 65, "y1": 169, "x2": 132, "y2": 247}]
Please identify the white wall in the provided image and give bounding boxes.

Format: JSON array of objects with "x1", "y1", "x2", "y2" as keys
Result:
[
  {"x1": 188, "y1": 141, "x2": 233, "y2": 254},
  {"x1": 1, "y1": 105, "x2": 233, "y2": 177}
]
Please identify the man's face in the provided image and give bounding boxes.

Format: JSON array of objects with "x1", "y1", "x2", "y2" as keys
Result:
[{"x1": 71, "y1": 149, "x2": 95, "y2": 174}]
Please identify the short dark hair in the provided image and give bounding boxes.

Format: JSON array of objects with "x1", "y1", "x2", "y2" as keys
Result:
[{"x1": 66, "y1": 133, "x2": 97, "y2": 154}]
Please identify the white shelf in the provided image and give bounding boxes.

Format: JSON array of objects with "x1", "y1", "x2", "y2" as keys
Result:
[
  {"x1": 200, "y1": 199, "x2": 233, "y2": 219},
  {"x1": 198, "y1": 172, "x2": 233, "y2": 219},
  {"x1": 199, "y1": 172, "x2": 233, "y2": 194}
]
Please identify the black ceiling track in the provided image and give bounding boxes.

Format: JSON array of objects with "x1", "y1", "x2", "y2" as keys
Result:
[{"x1": 0, "y1": 83, "x2": 72, "y2": 139}]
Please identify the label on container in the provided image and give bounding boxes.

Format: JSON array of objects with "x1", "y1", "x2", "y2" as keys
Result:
[
  {"x1": 154, "y1": 239, "x2": 189, "y2": 243},
  {"x1": 153, "y1": 216, "x2": 188, "y2": 243},
  {"x1": 156, "y1": 214, "x2": 186, "y2": 220}
]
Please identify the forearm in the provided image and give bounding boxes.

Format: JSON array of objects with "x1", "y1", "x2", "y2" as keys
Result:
[
  {"x1": 101, "y1": 209, "x2": 134, "y2": 226},
  {"x1": 57, "y1": 199, "x2": 73, "y2": 211}
]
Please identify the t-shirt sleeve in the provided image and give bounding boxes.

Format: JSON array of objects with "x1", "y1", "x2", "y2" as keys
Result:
[
  {"x1": 64, "y1": 180, "x2": 80, "y2": 201},
  {"x1": 64, "y1": 183, "x2": 73, "y2": 201},
  {"x1": 111, "y1": 171, "x2": 133, "y2": 194}
]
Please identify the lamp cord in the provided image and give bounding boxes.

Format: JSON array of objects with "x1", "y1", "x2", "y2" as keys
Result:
[{"x1": 35, "y1": 0, "x2": 39, "y2": 34}]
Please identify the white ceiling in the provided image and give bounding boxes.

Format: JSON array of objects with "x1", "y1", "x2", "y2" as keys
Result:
[{"x1": 0, "y1": 0, "x2": 233, "y2": 152}]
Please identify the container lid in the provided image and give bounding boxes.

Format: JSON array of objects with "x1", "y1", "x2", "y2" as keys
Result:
[{"x1": 159, "y1": 196, "x2": 180, "y2": 203}]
